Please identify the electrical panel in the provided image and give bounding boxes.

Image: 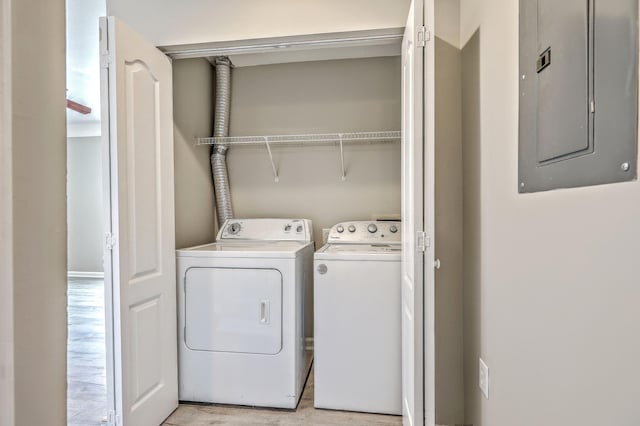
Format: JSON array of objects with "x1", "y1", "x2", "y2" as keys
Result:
[{"x1": 519, "y1": 0, "x2": 638, "y2": 193}]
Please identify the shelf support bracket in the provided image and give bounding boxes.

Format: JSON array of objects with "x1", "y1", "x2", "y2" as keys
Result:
[
  {"x1": 264, "y1": 137, "x2": 279, "y2": 183},
  {"x1": 339, "y1": 134, "x2": 346, "y2": 181}
]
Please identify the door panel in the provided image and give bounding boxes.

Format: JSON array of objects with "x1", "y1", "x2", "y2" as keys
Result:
[
  {"x1": 125, "y1": 61, "x2": 161, "y2": 280},
  {"x1": 423, "y1": 0, "x2": 436, "y2": 423},
  {"x1": 100, "y1": 16, "x2": 178, "y2": 426},
  {"x1": 401, "y1": 1, "x2": 428, "y2": 425},
  {"x1": 130, "y1": 297, "x2": 162, "y2": 406},
  {"x1": 536, "y1": 0, "x2": 590, "y2": 163}
]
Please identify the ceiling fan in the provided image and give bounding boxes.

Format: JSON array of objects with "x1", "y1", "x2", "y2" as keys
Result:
[{"x1": 66, "y1": 98, "x2": 91, "y2": 115}]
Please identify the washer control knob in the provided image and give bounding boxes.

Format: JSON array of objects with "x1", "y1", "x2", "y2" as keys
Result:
[
  {"x1": 348, "y1": 225, "x2": 356, "y2": 233},
  {"x1": 336, "y1": 225, "x2": 345, "y2": 233},
  {"x1": 284, "y1": 224, "x2": 292, "y2": 231},
  {"x1": 389, "y1": 224, "x2": 398, "y2": 233},
  {"x1": 367, "y1": 223, "x2": 378, "y2": 233},
  {"x1": 229, "y1": 222, "x2": 241, "y2": 234},
  {"x1": 296, "y1": 225, "x2": 303, "y2": 233}
]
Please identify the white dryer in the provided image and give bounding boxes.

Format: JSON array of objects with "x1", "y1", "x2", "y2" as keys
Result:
[
  {"x1": 314, "y1": 221, "x2": 402, "y2": 415},
  {"x1": 176, "y1": 218, "x2": 314, "y2": 409}
]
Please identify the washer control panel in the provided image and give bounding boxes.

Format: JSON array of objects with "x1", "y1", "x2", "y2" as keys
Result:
[
  {"x1": 218, "y1": 218, "x2": 313, "y2": 242},
  {"x1": 327, "y1": 221, "x2": 401, "y2": 244}
]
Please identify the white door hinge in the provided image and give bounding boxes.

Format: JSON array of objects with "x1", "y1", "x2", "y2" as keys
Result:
[
  {"x1": 417, "y1": 231, "x2": 430, "y2": 252},
  {"x1": 101, "y1": 51, "x2": 112, "y2": 69},
  {"x1": 417, "y1": 26, "x2": 429, "y2": 47},
  {"x1": 107, "y1": 410, "x2": 120, "y2": 426},
  {"x1": 105, "y1": 233, "x2": 117, "y2": 250}
]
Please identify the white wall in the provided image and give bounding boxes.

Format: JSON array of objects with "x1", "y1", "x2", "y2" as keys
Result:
[
  {"x1": 173, "y1": 58, "x2": 217, "y2": 249},
  {"x1": 433, "y1": 2, "x2": 464, "y2": 423},
  {"x1": 3, "y1": 0, "x2": 67, "y2": 424},
  {"x1": 461, "y1": 28, "x2": 481, "y2": 426},
  {"x1": 460, "y1": 1, "x2": 640, "y2": 425},
  {"x1": 0, "y1": 0, "x2": 15, "y2": 422},
  {"x1": 435, "y1": 0, "x2": 460, "y2": 48},
  {"x1": 434, "y1": 36, "x2": 464, "y2": 425},
  {"x1": 107, "y1": 0, "x2": 411, "y2": 47},
  {"x1": 224, "y1": 57, "x2": 401, "y2": 243},
  {"x1": 67, "y1": 137, "x2": 104, "y2": 273}
]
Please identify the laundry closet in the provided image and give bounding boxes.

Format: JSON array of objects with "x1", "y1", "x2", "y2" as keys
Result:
[
  {"x1": 100, "y1": 1, "x2": 464, "y2": 425},
  {"x1": 173, "y1": 51, "x2": 402, "y2": 248},
  {"x1": 172, "y1": 40, "x2": 406, "y2": 411},
  {"x1": 176, "y1": 47, "x2": 404, "y2": 411}
]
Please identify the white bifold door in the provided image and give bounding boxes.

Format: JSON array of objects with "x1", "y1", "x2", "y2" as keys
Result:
[
  {"x1": 100, "y1": 16, "x2": 178, "y2": 426},
  {"x1": 401, "y1": 0, "x2": 435, "y2": 425}
]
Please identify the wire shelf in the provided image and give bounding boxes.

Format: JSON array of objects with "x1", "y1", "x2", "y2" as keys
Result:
[
  {"x1": 196, "y1": 131, "x2": 400, "y2": 183},
  {"x1": 196, "y1": 130, "x2": 401, "y2": 146}
]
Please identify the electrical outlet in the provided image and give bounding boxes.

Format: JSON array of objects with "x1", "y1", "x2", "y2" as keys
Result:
[{"x1": 479, "y1": 358, "x2": 489, "y2": 399}]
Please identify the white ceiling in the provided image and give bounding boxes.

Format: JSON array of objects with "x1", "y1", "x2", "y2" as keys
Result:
[
  {"x1": 66, "y1": 0, "x2": 413, "y2": 135},
  {"x1": 66, "y1": 0, "x2": 106, "y2": 134},
  {"x1": 107, "y1": 0, "x2": 411, "y2": 47}
]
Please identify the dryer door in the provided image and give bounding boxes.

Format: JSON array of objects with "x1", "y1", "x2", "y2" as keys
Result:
[{"x1": 184, "y1": 267, "x2": 283, "y2": 355}]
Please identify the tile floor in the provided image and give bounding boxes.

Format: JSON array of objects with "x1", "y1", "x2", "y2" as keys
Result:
[{"x1": 67, "y1": 277, "x2": 108, "y2": 425}]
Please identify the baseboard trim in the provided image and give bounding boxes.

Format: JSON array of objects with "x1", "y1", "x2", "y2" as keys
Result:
[{"x1": 67, "y1": 271, "x2": 104, "y2": 279}]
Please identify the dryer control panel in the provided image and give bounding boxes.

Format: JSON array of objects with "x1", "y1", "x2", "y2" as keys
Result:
[
  {"x1": 326, "y1": 221, "x2": 401, "y2": 244},
  {"x1": 217, "y1": 218, "x2": 313, "y2": 242}
]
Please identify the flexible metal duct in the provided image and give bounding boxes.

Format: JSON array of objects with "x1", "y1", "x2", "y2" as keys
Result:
[{"x1": 211, "y1": 56, "x2": 234, "y2": 226}]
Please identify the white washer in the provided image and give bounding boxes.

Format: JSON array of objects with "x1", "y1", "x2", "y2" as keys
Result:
[
  {"x1": 176, "y1": 218, "x2": 314, "y2": 409},
  {"x1": 314, "y1": 221, "x2": 402, "y2": 415}
]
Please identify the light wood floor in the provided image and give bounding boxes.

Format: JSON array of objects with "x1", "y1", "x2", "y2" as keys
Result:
[
  {"x1": 67, "y1": 278, "x2": 108, "y2": 425},
  {"x1": 163, "y1": 368, "x2": 403, "y2": 426}
]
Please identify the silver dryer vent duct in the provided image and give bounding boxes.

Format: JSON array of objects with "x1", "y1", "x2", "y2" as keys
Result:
[{"x1": 211, "y1": 56, "x2": 234, "y2": 227}]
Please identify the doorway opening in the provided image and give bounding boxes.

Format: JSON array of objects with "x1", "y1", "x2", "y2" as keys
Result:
[
  {"x1": 66, "y1": 135, "x2": 107, "y2": 425},
  {"x1": 66, "y1": 0, "x2": 110, "y2": 424},
  {"x1": 78, "y1": 1, "x2": 434, "y2": 424}
]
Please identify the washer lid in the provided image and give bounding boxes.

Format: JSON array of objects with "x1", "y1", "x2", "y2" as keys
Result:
[
  {"x1": 315, "y1": 243, "x2": 401, "y2": 261},
  {"x1": 176, "y1": 240, "x2": 312, "y2": 258}
]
